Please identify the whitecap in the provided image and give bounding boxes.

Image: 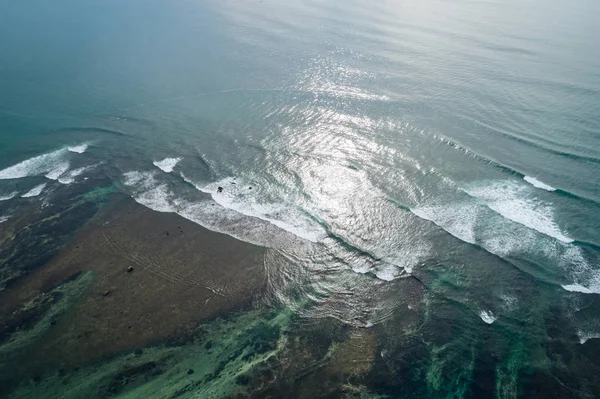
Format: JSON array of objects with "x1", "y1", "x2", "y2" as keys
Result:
[
  {"x1": 524, "y1": 176, "x2": 556, "y2": 191},
  {"x1": 21, "y1": 183, "x2": 47, "y2": 198},
  {"x1": 0, "y1": 191, "x2": 18, "y2": 201},
  {"x1": 153, "y1": 157, "x2": 182, "y2": 173},
  {"x1": 479, "y1": 310, "x2": 496, "y2": 324},
  {"x1": 0, "y1": 215, "x2": 9, "y2": 223},
  {"x1": 45, "y1": 161, "x2": 70, "y2": 180},
  {"x1": 67, "y1": 144, "x2": 89, "y2": 154}
]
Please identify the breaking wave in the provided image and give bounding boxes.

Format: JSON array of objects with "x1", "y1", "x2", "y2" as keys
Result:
[
  {"x1": 153, "y1": 157, "x2": 182, "y2": 173},
  {"x1": 0, "y1": 145, "x2": 87, "y2": 180},
  {"x1": 524, "y1": 176, "x2": 556, "y2": 191},
  {"x1": 21, "y1": 183, "x2": 47, "y2": 198}
]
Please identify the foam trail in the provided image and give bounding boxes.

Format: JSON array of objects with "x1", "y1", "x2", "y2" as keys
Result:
[
  {"x1": 0, "y1": 215, "x2": 9, "y2": 223},
  {"x1": 58, "y1": 164, "x2": 98, "y2": 184},
  {"x1": 465, "y1": 180, "x2": 572, "y2": 243},
  {"x1": 524, "y1": 176, "x2": 556, "y2": 191},
  {"x1": 21, "y1": 183, "x2": 47, "y2": 198},
  {"x1": 67, "y1": 144, "x2": 88, "y2": 154},
  {"x1": 45, "y1": 161, "x2": 70, "y2": 180},
  {"x1": 153, "y1": 157, "x2": 182, "y2": 173},
  {"x1": 0, "y1": 191, "x2": 18, "y2": 201},
  {"x1": 479, "y1": 310, "x2": 496, "y2": 324}
]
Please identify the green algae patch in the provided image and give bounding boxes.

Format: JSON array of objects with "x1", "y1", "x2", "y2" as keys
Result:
[
  {"x1": 6, "y1": 307, "x2": 293, "y2": 399},
  {"x1": 80, "y1": 184, "x2": 118, "y2": 204}
]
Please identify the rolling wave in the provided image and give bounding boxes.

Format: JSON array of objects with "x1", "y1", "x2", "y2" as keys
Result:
[
  {"x1": 409, "y1": 177, "x2": 598, "y2": 294},
  {"x1": 0, "y1": 145, "x2": 87, "y2": 180},
  {"x1": 434, "y1": 134, "x2": 600, "y2": 204}
]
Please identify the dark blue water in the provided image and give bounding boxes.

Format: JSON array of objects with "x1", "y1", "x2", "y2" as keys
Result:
[{"x1": 1, "y1": 0, "x2": 600, "y2": 397}]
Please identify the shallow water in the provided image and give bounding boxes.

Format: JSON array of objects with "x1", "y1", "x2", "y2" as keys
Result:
[{"x1": 1, "y1": 0, "x2": 600, "y2": 397}]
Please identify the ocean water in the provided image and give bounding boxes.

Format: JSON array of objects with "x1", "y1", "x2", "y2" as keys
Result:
[{"x1": 1, "y1": 0, "x2": 600, "y2": 397}]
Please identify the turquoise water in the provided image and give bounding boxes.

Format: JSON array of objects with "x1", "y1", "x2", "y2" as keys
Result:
[{"x1": 1, "y1": 0, "x2": 600, "y2": 397}]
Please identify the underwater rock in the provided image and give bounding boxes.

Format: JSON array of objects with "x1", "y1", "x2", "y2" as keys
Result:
[{"x1": 187, "y1": 369, "x2": 194, "y2": 375}]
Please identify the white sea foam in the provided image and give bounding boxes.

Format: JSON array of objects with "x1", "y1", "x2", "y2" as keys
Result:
[
  {"x1": 58, "y1": 164, "x2": 97, "y2": 184},
  {"x1": 374, "y1": 264, "x2": 401, "y2": 281},
  {"x1": 411, "y1": 179, "x2": 596, "y2": 295},
  {"x1": 21, "y1": 183, "x2": 47, "y2": 198},
  {"x1": 0, "y1": 149, "x2": 67, "y2": 180},
  {"x1": 524, "y1": 176, "x2": 556, "y2": 191},
  {"x1": 0, "y1": 145, "x2": 88, "y2": 180},
  {"x1": 122, "y1": 171, "x2": 174, "y2": 213},
  {"x1": 562, "y1": 270, "x2": 600, "y2": 294},
  {"x1": 187, "y1": 175, "x2": 326, "y2": 243},
  {"x1": 562, "y1": 284, "x2": 597, "y2": 294},
  {"x1": 0, "y1": 215, "x2": 9, "y2": 223},
  {"x1": 45, "y1": 161, "x2": 70, "y2": 180},
  {"x1": 123, "y1": 171, "x2": 309, "y2": 247},
  {"x1": 465, "y1": 180, "x2": 572, "y2": 243},
  {"x1": 500, "y1": 294, "x2": 518, "y2": 312},
  {"x1": 67, "y1": 144, "x2": 88, "y2": 154},
  {"x1": 0, "y1": 191, "x2": 18, "y2": 201},
  {"x1": 153, "y1": 157, "x2": 182, "y2": 173},
  {"x1": 479, "y1": 310, "x2": 496, "y2": 324},
  {"x1": 578, "y1": 331, "x2": 600, "y2": 344}
]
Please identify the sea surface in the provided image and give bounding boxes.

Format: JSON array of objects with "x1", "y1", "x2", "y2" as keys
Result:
[{"x1": 1, "y1": 0, "x2": 600, "y2": 397}]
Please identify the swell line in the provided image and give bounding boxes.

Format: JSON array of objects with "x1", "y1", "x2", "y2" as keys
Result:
[{"x1": 434, "y1": 134, "x2": 600, "y2": 205}]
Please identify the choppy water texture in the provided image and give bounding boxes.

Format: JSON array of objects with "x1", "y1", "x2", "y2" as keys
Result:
[{"x1": 1, "y1": 0, "x2": 600, "y2": 397}]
